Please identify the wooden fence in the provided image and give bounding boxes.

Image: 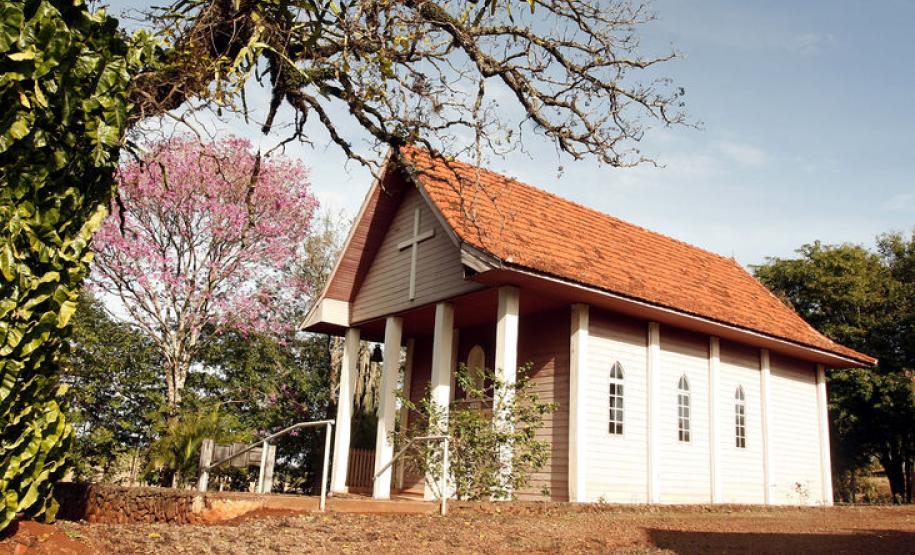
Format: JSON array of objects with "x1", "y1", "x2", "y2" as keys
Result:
[{"x1": 346, "y1": 448, "x2": 375, "y2": 493}]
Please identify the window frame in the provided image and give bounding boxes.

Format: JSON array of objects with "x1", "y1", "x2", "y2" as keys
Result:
[
  {"x1": 608, "y1": 361, "x2": 624, "y2": 435},
  {"x1": 677, "y1": 374, "x2": 691, "y2": 443},
  {"x1": 461, "y1": 344, "x2": 490, "y2": 401},
  {"x1": 735, "y1": 385, "x2": 746, "y2": 449}
]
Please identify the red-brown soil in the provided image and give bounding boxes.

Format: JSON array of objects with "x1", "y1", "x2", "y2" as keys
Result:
[
  {"x1": 0, "y1": 520, "x2": 94, "y2": 555},
  {"x1": 4, "y1": 503, "x2": 914, "y2": 554}
]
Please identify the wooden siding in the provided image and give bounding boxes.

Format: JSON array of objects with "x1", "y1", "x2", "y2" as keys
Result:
[
  {"x1": 399, "y1": 335, "x2": 433, "y2": 494},
  {"x1": 769, "y1": 352, "x2": 823, "y2": 505},
  {"x1": 517, "y1": 309, "x2": 570, "y2": 501},
  {"x1": 326, "y1": 169, "x2": 404, "y2": 302},
  {"x1": 351, "y1": 188, "x2": 482, "y2": 323},
  {"x1": 399, "y1": 310, "x2": 569, "y2": 501},
  {"x1": 346, "y1": 448, "x2": 376, "y2": 494},
  {"x1": 585, "y1": 311, "x2": 649, "y2": 503},
  {"x1": 718, "y1": 340, "x2": 765, "y2": 504},
  {"x1": 659, "y1": 327, "x2": 712, "y2": 503}
]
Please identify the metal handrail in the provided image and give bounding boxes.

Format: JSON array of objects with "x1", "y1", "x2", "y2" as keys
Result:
[
  {"x1": 374, "y1": 434, "x2": 450, "y2": 515},
  {"x1": 197, "y1": 419, "x2": 335, "y2": 511}
]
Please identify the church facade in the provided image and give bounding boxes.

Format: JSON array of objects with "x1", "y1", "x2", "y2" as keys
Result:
[{"x1": 303, "y1": 146, "x2": 875, "y2": 506}]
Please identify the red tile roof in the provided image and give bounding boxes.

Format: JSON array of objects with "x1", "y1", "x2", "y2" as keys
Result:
[{"x1": 399, "y1": 146, "x2": 875, "y2": 366}]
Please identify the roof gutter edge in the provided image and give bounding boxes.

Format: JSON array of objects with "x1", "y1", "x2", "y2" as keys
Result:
[{"x1": 459, "y1": 244, "x2": 876, "y2": 368}]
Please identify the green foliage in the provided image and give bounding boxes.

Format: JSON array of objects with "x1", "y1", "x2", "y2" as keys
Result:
[
  {"x1": 398, "y1": 363, "x2": 555, "y2": 501},
  {"x1": 61, "y1": 291, "x2": 163, "y2": 480},
  {"x1": 0, "y1": 0, "x2": 136, "y2": 530},
  {"x1": 190, "y1": 330, "x2": 335, "y2": 491},
  {"x1": 754, "y1": 232, "x2": 915, "y2": 503},
  {"x1": 146, "y1": 407, "x2": 245, "y2": 488}
]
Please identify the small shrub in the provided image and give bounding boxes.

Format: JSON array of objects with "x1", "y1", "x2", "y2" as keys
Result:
[{"x1": 397, "y1": 363, "x2": 555, "y2": 501}]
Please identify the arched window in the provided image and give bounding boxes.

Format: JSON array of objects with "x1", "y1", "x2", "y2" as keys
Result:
[
  {"x1": 735, "y1": 386, "x2": 746, "y2": 448},
  {"x1": 608, "y1": 362, "x2": 624, "y2": 435},
  {"x1": 677, "y1": 375, "x2": 691, "y2": 442}
]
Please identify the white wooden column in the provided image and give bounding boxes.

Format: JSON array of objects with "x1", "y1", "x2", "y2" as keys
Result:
[
  {"x1": 708, "y1": 337, "x2": 722, "y2": 503},
  {"x1": 568, "y1": 304, "x2": 589, "y2": 502},
  {"x1": 816, "y1": 364, "x2": 834, "y2": 506},
  {"x1": 373, "y1": 316, "x2": 403, "y2": 499},
  {"x1": 426, "y1": 302, "x2": 454, "y2": 500},
  {"x1": 646, "y1": 322, "x2": 661, "y2": 503},
  {"x1": 430, "y1": 303, "x2": 455, "y2": 415},
  {"x1": 495, "y1": 286, "x2": 520, "y2": 496},
  {"x1": 395, "y1": 338, "x2": 415, "y2": 490},
  {"x1": 760, "y1": 348, "x2": 774, "y2": 504},
  {"x1": 331, "y1": 327, "x2": 360, "y2": 494}
]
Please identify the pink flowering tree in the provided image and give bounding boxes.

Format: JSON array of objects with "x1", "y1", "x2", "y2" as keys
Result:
[{"x1": 91, "y1": 136, "x2": 318, "y2": 410}]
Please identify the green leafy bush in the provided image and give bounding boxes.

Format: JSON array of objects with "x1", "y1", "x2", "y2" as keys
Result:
[
  {"x1": 0, "y1": 0, "x2": 132, "y2": 529},
  {"x1": 397, "y1": 363, "x2": 555, "y2": 501}
]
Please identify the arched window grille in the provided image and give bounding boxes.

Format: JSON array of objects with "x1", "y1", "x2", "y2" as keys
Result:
[
  {"x1": 677, "y1": 375, "x2": 691, "y2": 442},
  {"x1": 608, "y1": 362, "x2": 624, "y2": 435},
  {"x1": 735, "y1": 386, "x2": 747, "y2": 448}
]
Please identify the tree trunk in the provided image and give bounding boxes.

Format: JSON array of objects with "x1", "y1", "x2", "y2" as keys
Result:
[
  {"x1": 166, "y1": 367, "x2": 177, "y2": 410},
  {"x1": 905, "y1": 458, "x2": 913, "y2": 504},
  {"x1": 165, "y1": 358, "x2": 189, "y2": 410},
  {"x1": 881, "y1": 454, "x2": 905, "y2": 503}
]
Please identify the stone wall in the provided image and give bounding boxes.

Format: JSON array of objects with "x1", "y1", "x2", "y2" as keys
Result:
[
  {"x1": 53, "y1": 483, "x2": 313, "y2": 524},
  {"x1": 55, "y1": 483, "x2": 204, "y2": 524}
]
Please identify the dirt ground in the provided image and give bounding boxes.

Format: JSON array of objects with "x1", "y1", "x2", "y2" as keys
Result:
[{"x1": 2, "y1": 503, "x2": 914, "y2": 554}]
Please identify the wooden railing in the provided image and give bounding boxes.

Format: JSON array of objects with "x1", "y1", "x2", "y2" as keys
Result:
[
  {"x1": 197, "y1": 419, "x2": 335, "y2": 511},
  {"x1": 346, "y1": 448, "x2": 375, "y2": 493}
]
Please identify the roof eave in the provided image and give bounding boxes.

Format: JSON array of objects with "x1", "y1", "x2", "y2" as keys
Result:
[{"x1": 461, "y1": 244, "x2": 876, "y2": 368}]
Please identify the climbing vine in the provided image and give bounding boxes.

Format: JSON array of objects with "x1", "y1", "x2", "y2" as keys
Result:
[{"x1": 0, "y1": 0, "x2": 138, "y2": 529}]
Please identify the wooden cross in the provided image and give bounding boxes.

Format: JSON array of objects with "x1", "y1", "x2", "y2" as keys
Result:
[{"x1": 397, "y1": 207, "x2": 435, "y2": 300}]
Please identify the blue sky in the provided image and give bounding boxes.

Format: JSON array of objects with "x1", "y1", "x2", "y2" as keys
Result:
[{"x1": 111, "y1": 0, "x2": 915, "y2": 266}]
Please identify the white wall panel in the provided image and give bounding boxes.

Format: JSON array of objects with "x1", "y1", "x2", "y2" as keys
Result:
[
  {"x1": 584, "y1": 311, "x2": 649, "y2": 503},
  {"x1": 718, "y1": 341, "x2": 766, "y2": 504},
  {"x1": 658, "y1": 328, "x2": 712, "y2": 503},
  {"x1": 769, "y1": 353, "x2": 823, "y2": 505}
]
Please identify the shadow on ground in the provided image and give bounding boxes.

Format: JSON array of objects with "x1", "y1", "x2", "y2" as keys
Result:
[{"x1": 646, "y1": 528, "x2": 915, "y2": 554}]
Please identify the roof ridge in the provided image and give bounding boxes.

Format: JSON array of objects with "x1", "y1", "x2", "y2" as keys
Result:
[
  {"x1": 404, "y1": 145, "x2": 744, "y2": 268},
  {"x1": 398, "y1": 145, "x2": 875, "y2": 366}
]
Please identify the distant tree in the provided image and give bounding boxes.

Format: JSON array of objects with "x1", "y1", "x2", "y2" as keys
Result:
[
  {"x1": 190, "y1": 331, "x2": 334, "y2": 491},
  {"x1": 90, "y1": 136, "x2": 318, "y2": 410},
  {"x1": 61, "y1": 292, "x2": 163, "y2": 481},
  {"x1": 754, "y1": 232, "x2": 915, "y2": 503},
  {"x1": 182, "y1": 213, "x2": 346, "y2": 491}
]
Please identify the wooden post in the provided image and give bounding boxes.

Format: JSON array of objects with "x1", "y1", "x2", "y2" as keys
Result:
[
  {"x1": 568, "y1": 303, "x2": 589, "y2": 502},
  {"x1": 440, "y1": 437, "x2": 450, "y2": 516},
  {"x1": 760, "y1": 349, "x2": 774, "y2": 504},
  {"x1": 709, "y1": 337, "x2": 722, "y2": 503},
  {"x1": 321, "y1": 421, "x2": 333, "y2": 511},
  {"x1": 647, "y1": 322, "x2": 661, "y2": 504},
  {"x1": 257, "y1": 440, "x2": 269, "y2": 494},
  {"x1": 331, "y1": 327, "x2": 360, "y2": 494},
  {"x1": 373, "y1": 316, "x2": 403, "y2": 499},
  {"x1": 495, "y1": 286, "x2": 520, "y2": 498},
  {"x1": 816, "y1": 364, "x2": 834, "y2": 505},
  {"x1": 396, "y1": 338, "x2": 415, "y2": 490},
  {"x1": 426, "y1": 302, "x2": 454, "y2": 500},
  {"x1": 197, "y1": 438, "x2": 214, "y2": 492},
  {"x1": 261, "y1": 443, "x2": 277, "y2": 494}
]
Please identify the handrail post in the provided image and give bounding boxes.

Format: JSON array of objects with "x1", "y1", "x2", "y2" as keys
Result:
[
  {"x1": 257, "y1": 440, "x2": 269, "y2": 494},
  {"x1": 440, "y1": 437, "x2": 449, "y2": 516},
  {"x1": 320, "y1": 421, "x2": 332, "y2": 512},
  {"x1": 197, "y1": 438, "x2": 214, "y2": 493}
]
